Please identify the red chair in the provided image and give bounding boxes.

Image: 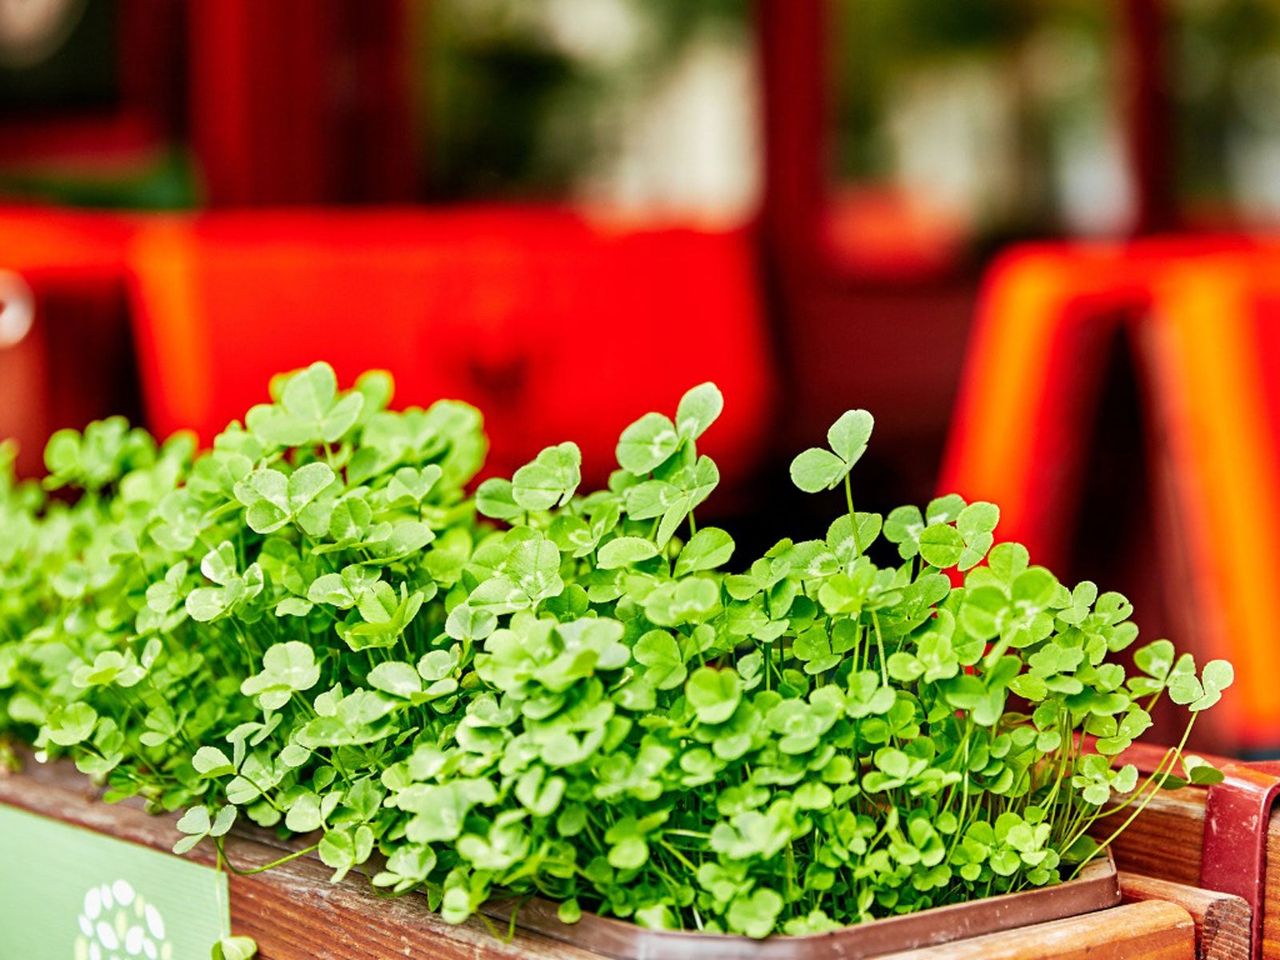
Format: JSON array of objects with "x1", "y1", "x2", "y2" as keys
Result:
[
  {"x1": 0, "y1": 207, "x2": 138, "y2": 475},
  {"x1": 125, "y1": 208, "x2": 776, "y2": 486}
]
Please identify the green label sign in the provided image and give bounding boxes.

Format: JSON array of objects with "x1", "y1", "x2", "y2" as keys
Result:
[{"x1": 0, "y1": 805, "x2": 229, "y2": 959}]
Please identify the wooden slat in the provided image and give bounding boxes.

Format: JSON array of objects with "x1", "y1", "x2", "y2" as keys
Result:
[
  {"x1": 875, "y1": 901, "x2": 1195, "y2": 960},
  {"x1": 1099, "y1": 789, "x2": 1206, "y2": 887},
  {"x1": 1120, "y1": 872, "x2": 1251, "y2": 960},
  {"x1": 1263, "y1": 825, "x2": 1280, "y2": 960}
]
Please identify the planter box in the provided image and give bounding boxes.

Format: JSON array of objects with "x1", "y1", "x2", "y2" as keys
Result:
[{"x1": 0, "y1": 757, "x2": 1193, "y2": 960}]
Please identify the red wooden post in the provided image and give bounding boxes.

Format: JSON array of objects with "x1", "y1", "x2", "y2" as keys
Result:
[
  {"x1": 756, "y1": 0, "x2": 829, "y2": 285},
  {"x1": 1121, "y1": 0, "x2": 1177, "y2": 235},
  {"x1": 188, "y1": 0, "x2": 416, "y2": 206}
]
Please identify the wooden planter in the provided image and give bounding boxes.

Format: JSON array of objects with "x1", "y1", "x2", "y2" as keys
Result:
[
  {"x1": 0, "y1": 757, "x2": 1197, "y2": 960},
  {"x1": 1089, "y1": 743, "x2": 1280, "y2": 959}
]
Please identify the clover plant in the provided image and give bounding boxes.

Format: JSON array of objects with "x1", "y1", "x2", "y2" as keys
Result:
[{"x1": 0, "y1": 363, "x2": 1231, "y2": 939}]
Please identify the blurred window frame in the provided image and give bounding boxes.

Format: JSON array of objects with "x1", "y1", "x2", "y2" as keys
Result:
[{"x1": 758, "y1": 0, "x2": 1172, "y2": 291}]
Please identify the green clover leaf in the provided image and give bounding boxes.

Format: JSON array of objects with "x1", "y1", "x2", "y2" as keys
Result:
[
  {"x1": 193, "y1": 746, "x2": 235, "y2": 777},
  {"x1": 956, "y1": 501, "x2": 999, "y2": 570},
  {"x1": 685, "y1": 666, "x2": 742, "y2": 724},
  {"x1": 1183, "y1": 754, "x2": 1225, "y2": 785},
  {"x1": 240, "y1": 642, "x2": 321, "y2": 710},
  {"x1": 213, "y1": 935, "x2": 259, "y2": 960},
  {"x1": 246, "y1": 362, "x2": 364, "y2": 446},
  {"x1": 45, "y1": 702, "x2": 97, "y2": 746},
  {"x1": 597, "y1": 536, "x2": 660, "y2": 569},
  {"x1": 385, "y1": 464, "x2": 442, "y2": 507},
  {"x1": 617, "y1": 413, "x2": 680, "y2": 475},
  {"x1": 476, "y1": 477, "x2": 523, "y2": 521},
  {"x1": 789, "y1": 447, "x2": 848, "y2": 494},
  {"x1": 674, "y1": 527, "x2": 735, "y2": 576},
  {"x1": 728, "y1": 888, "x2": 784, "y2": 940},
  {"x1": 675, "y1": 382, "x2": 724, "y2": 441},
  {"x1": 512, "y1": 442, "x2": 582, "y2": 511},
  {"x1": 634, "y1": 630, "x2": 688, "y2": 690},
  {"x1": 1191, "y1": 659, "x2": 1234, "y2": 712},
  {"x1": 367, "y1": 661, "x2": 422, "y2": 699},
  {"x1": 790, "y1": 410, "x2": 874, "y2": 493},
  {"x1": 918, "y1": 523, "x2": 965, "y2": 569},
  {"x1": 235, "y1": 462, "x2": 336, "y2": 534},
  {"x1": 884, "y1": 505, "x2": 925, "y2": 559}
]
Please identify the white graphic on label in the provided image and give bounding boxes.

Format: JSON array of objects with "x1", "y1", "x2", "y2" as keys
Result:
[{"x1": 74, "y1": 880, "x2": 173, "y2": 960}]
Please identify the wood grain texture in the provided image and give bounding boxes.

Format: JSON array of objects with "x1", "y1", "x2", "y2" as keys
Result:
[
  {"x1": 1262, "y1": 820, "x2": 1280, "y2": 960},
  {"x1": 1120, "y1": 871, "x2": 1250, "y2": 960},
  {"x1": 1096, "y1": 789, "x2": 1207, "y2": 887},
  {"x1": 874, "y1": 901, "x2": 1196, "y2": 960}
]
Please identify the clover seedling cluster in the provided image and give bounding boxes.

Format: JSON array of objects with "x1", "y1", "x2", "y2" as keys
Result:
[{"x1": 0, "y1": 364, "x2": 1231, "y2": 939}]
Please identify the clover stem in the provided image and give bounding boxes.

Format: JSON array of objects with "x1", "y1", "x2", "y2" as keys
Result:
[
  {"x1": 473, "y1": 911, "x2": 503, "y2": 941},
  {"x1": 11, "y1": 669, "x2": 44, "y2": 699},
  {"x1": 659, "y1": 840, "x2": 697, "y2": 873},
  {"x1": 687, "y1": 511, "x2": 698, "y2": 536},
  {"x1": 329, "y1": 747, "x2": 352, "y2": 784},
  {"x1": 1066, "y1": 714, "x2": 1197, "y2": 880},
  {"x1": 981, "y1": 634, "x2": 1013, "y2": 674},
  {"x1": 239, "y1": 772, "x2": 286, "y2": 812},
  {"x1": 946, "y1": 730, "x2": 973, "y2": 858},
  {"x1": 871, "y1": 612, "x2": 888, "y2": 687},
  {"x1": 214, "y1": 838, "x2": 320, "y2": 875},
  {"x1": 1042, "y1": 720, "x2": 1072, "y2": 834},
  {"x1": 843, "y1": 475, "x2": 862, "y2": 557},
  {"x1": 785, "y1": 841, "x2": 797, "y2": 901},
  {"x1": 1143, "y1": 686, "x2": 1166, "y2": 715}
]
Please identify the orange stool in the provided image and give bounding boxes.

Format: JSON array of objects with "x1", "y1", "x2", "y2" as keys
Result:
[
  {"x1": 940, "y1": 238, "x2": 1271, "y2": 568},
  {"x1": 940, "y1": 239, "x2": 1280, "y2": 747},
  {"x1": 1142, "y1": 255, "x2": 1280, "y2": 746}
]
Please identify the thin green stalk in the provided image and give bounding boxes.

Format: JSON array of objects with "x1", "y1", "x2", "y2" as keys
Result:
[
  {"x1": 213, "y1": 839, "x2": 321, "y2": 875},
  {"x1": 843, "y1": 475, "x2": 862, "y2": 556},
  {"x1": 1067, "y1": 715, "x2": 1198, "y2": 880}
]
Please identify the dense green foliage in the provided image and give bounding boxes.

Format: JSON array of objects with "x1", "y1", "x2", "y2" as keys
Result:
[{"x1": 0, "y1": 364, "x2": 1229, "y2": 939}]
